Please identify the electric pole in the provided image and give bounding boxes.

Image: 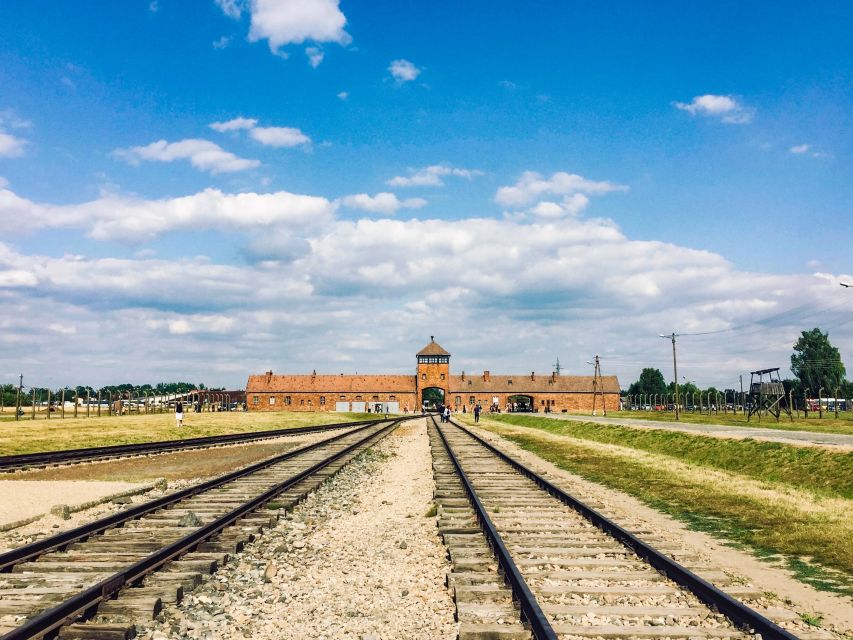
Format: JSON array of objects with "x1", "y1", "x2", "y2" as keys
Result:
[
  {"x1": 16, "y1": 374, "x2": 22, "y2": 421},
  {"x1": 660, "y1": 333, "x2": 681, "y2": 420},
  {"x1": 589, "y1": 356, "x2": 607, "y2": 416}
]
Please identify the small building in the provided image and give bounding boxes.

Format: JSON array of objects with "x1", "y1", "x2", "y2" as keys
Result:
[{"x1": 246, "y1": 338, "x2": 620, "y2": 414}]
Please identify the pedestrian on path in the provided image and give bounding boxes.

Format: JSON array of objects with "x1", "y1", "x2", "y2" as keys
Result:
[
  {"x1": 474, "y1": 404, "x2": 481, "y2": 423},
  {"x1": 175, "y1": 400, "x2": 184, "y2": 428}
]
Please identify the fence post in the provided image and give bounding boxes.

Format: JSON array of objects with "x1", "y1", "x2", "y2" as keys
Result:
[
  {"x1": 835, "y1": 387, "x2": 839, "y2": 419},
  {"x1": 47, "y1": 389, "x2": 51, "y2": 420},
  {"x1": 97, "y1": 390, "x2": 102, "y2": 417},
  {"x1": 31, "y1": 388, "x2": 36, "y2": 420},
  {"x1": 61, "y1": 388, "x2": 65, "y2": 419}
]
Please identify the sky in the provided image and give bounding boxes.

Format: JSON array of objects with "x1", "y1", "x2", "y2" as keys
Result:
[{"x1": 0, "y1": 0, "x2": 851, "y2": 391}]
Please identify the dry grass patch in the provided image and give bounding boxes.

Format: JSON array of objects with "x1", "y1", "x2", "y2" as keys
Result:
[{"x1": 0, "y1": 411, "x2": 373, "y2": 456}]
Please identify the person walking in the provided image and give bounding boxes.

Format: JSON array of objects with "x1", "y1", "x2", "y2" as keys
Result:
[
  {"x1": 444, "y1": 406, "x2": 451, "y2": 422},
  {"x1": 175, "y1": 400, "x2": 184, "y2": 428},
  {"x1": 474, "y1": 403, "x2": 481, "y2": 423}
]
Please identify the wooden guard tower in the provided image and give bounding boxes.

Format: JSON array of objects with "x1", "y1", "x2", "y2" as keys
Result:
[{"x1": 747, "y1": 368, "x2": 791, "y2": 422}]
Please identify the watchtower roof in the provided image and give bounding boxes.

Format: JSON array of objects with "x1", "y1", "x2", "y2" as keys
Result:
[{"x1": 417, "y1": 336, "x2": 451, "y2": 357}]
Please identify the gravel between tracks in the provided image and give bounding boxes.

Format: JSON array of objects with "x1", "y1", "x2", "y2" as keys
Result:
[{"x1": 143, "y1": 418, "x2": 457, "y2": 640}]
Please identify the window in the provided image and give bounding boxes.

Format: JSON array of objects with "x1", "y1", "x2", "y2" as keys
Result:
[
  {"x1": 508, "y1": 380, "x2": 513, "y2": 385},
  {"x1": 422, "y1": 373, "x2": 426, "y2": 381},
  {"x1": 541, "y1": 400, "x2": 546, "y2": 406},
  {"x1": 285, "y1": 396, "x2": 292, "y2": 405},
  {"x1": 253, "y1": 395, "x2": 260, "y2": 405},
  {"x1": 440, "y1": 373, "x2": 445, "y2": 381},
  {"x1": 300, "y1": 399, "x2": 305, "y2": 405},
  {"x1": 320, "y1": 396, "x2": 326, "y2": 405},
  {"x1": 355, "y1": 395, "x2": 362, "y2": 400},
  {"x1": 389, "y1": 395, "x2": 395, "y2": 401},
  {"x1": 455, "y1": 396, "x2": 461, "y2": 405},
  {"x1": 339, "y1": 395, "x2": 345, "y2": 400},
  {"x1": 469, "y1": 396, "x2": 475, "y2": 405},
  {"x1": 372, "y1": 395, "x2": 379, "y2": 400},
  {"x1": 269, "y1": 397, "x2": 276, "y2": 405},
  {"x1": 468, "y1": 380, "x2": 472, "y2": 385}
]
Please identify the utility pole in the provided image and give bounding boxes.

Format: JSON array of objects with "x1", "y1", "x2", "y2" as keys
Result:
[
  {"x1": 553, "y1": 357, "x2": 562, "y2": 375},
  {"x1": 589, "y1": 356, "x2": 606, "y2": 416},
  {"x1": 660, "y1": 333, "x2": 680, "y2": 420},
  {"x1": 16, "y1": 374, "x2": 22, "y2": 421}
]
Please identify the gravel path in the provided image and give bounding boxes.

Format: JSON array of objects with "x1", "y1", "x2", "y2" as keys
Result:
[
  {"x1": 539, "y1": 412, "x2": 853, "y2": 449},
  {"x1": 144, "y1": 418, "x2": 457, "y2": 640},
  {"x1": 0, "y1": 480, "x2": 141, "y2": 526}
]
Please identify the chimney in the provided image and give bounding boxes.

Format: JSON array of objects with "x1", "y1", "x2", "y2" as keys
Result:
[
  {"x1": 550, "y1": 371, "x2": 556, "y2": 383},
  {"x1": 483, "y1": 370, "x2": 490, "y2": 382},
  {"x1": 531, "y1": 371, "x2": 535, "y2": 381},
  {"x1": 461, "y1": 371, "x2": 465, "y2": 381},
  {"x1": 265, "y1": 370, "x2": 273, "y2": 383},
  {"x1": 312, "y1": 369, "x2": 316, "y2": 378}
]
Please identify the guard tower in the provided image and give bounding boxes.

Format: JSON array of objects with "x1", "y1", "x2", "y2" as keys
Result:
[
  {"x1": 416, "y1": 337, "x2": 450, "y2": 411},
  {"x1": 747, "y1": 367, "x2": 791, "y2": 422}
]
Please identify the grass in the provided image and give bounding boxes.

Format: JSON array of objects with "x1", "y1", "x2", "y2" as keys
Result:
[
  {"x1": 483, "y1": 414, "x2": 853, "y2": 498},
  {"x1": 604, "y1": 409, "x2": 853, "y2": 436},
  {"x1": 0, "y1": 411, "x2": 375, "y2": 456},
  {"x1": 462, "y1": 415, "x2": 853, "y2": 595}
]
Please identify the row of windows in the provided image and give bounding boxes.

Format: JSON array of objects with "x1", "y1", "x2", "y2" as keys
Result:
[
  {"x1": 421, "y1": 373, "x2": 446, "y2": 381},
  {"x1": 417, "y1": 356, "x2": 449, "y2": 363},
  {"x1": 252, "y1": 395, "x2": 396, "y2": 405}
]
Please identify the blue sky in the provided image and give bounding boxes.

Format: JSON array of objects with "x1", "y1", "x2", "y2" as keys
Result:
[{"x1": 0, "y1": 1, "x2": 851, "y2": 390}]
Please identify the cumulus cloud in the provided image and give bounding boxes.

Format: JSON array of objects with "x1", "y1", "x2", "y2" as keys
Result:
[
  {"x1": 249, "y1": 126, "x2": 310, "y2": 148},
  {"x1": 210, "y1": 117, "x2": 258, "y2": 132},
  {"x1": 340, "y1": 193, "x2": 427, "y2": 215},
  {"x1": 112, "y1": 139, "x2": 259, "y2": 174},
  {"x1": 790, "y1": 144, "x2": 810, "y2": 154},
  {"x1": 231, "y1": 0, "x2": 351, "y2": 54},
  {"x1": 388, "y1": 59, "x2": 420, "y2": 84},
  {"x1": 495, "y1": 171, "x2": 627, "y2": 209},
  {"x1": 0, "y1": 187, "x2": 334, "y2": 242},
  {"x1": 0, "y1": 132, "x2": 27, "y2": 158},
  {"x1": 306, "y1": 46, "x2": 324, "y2": 68},
  {"x1": 673, "y1": 94, "x2": 753, "y2": 124},
  {"x1": 387, "y1": 164, "x2": 482, "y2": 188},
  {"x1": 212, "y1": 35, "x2": 232, "y2": 49},
  {"x1": 337, "y1": 91, "x2": 348, "y2": 101}
]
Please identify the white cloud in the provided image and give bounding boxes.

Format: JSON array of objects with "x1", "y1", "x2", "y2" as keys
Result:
[
  {"x1": 249, "y1": 126, "x2": 310, "y2": 148},
  {"x1": 498, "y1": 80, "x2": 517, "y2": 90},
  {"x1": 527, "y1": 194, "x2": 590, "y2": 219},
  {"x1": 0, "y1": 186, "x2": 334, "y2": 242},
  {"x1": 790, "y1": 144, "x2": 810, "y2": 154},
  {"x1": 495, "y1": 171, "x2": 627, "y2": 208},
  {"x1": 388, "y1": 59, "x2": 420, "y2": 84},
  {"x1": 340, "y1": 193, "x2": 427, "y2": 215},
  {"x1": 148, "y1": 1, "x2": 159, "y2": 12},
  {"x1": 214, "y1": 0, "x2": 243, "y2": 19},
  {"x1": 210, "y1": 117, "x2": 258, "y2": 132},
  {"x1": 0, "y1": 176, "x2": 8, "y2": 189},
  {"x1": 0, "y1": 132, "x2": 27, "y2": 158},
  {"x1": 113, "y1": 139, "x2": 259, "y2": 174},
  {"x1": 212, "y1": 35, "x2": 232, "y2": 49},
  {"x1": 673, "y1": 94, "x2": 753, "y2": 124},
  {"x1": 245, "y1": 0, "x2": 350, "y2": 53},
  {"x1": 387, "y1": 164, "x2": 482, "y2": 188},
  {"x1": 306, "y1": 46, "x2": 324, "y2": 68},
  {"x1": 337, "y1": 91, "x2": 348, "y2": 101}
]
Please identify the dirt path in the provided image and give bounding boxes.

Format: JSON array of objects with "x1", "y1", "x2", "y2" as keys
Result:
[{"x1": 541, "y1": 413, "x2": 853, "y2": 450}]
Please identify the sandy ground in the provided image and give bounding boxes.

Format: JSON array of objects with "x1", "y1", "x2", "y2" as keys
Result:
[
  {"x1": 144, "y1": 418, "x2": 458, "y2": 640},
  {"x1": 0, "y1": 480, "x2": 140, "y2": 526},
  {"x1": 542, "y1": 413, "x2": 853, "y2": 450},
  {"x1": 467, "y1": 422, "x2": 853, "y2": 635}
]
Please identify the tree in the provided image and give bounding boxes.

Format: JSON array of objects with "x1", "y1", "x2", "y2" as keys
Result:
[
  {"x1": 791, "y1": 328, "x2": 846, "y2": 394},
  {"x1": 628, "y1": 368, "x2": 668, "y2": 397}
]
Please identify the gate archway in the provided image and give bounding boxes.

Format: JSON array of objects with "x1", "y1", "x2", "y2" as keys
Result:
[
  {"x1": 421, "y1": 387, "x2": 445, "y2": 411},
  {"x1": 507, "y1": 395, "x2": 534, "y2": 412}
]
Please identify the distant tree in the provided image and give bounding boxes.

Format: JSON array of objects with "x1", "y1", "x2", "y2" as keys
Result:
[
  {"x1": 790, "y1": 328, "x2": 846, "y2": 394},
  {"x1": 628, "y1": 368, "x2": 668, "y2": 397}
]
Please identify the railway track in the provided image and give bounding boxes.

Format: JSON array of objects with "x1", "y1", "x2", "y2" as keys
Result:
[
  {"x1": 0, "y1": 417, "x2": 409, "y2": 640},
  {"x1": 429, "y1": 416, "x2": 804, "y2": 640},
  {"x1": 0, "y1": 417, "x2": 384, "y2": 473}
]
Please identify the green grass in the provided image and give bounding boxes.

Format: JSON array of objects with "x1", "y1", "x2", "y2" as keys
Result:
[
  {"x1": 484, "y1": 414, "x2": 853, "y2": 499},
  {"x1": 605, "y1": 409, "x2": 853, "y2": 436},
  {"x1": 483, "y1": 424, "x2": 853, "y2": 595},
  {"x1": 0, "y1": 411, "x2": 376, "y2": 455}
]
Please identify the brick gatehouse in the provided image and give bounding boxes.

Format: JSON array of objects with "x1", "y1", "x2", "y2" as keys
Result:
[{"x1": 246, "y1": 338, "x2": 620, "y2": 414}]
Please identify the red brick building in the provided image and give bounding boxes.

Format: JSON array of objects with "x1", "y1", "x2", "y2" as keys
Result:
[{"x1": 246, "y1": 338, "x2": 620, "y2": 414}]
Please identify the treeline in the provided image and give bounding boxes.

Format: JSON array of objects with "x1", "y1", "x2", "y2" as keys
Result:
[{"x1": 0, "y1": 382, "x2": 224, "y2": 407}]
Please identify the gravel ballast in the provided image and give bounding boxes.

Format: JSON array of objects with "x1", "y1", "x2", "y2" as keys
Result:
[{"x1": 144, "y1": 418, "x2": 457, "y2": 640}]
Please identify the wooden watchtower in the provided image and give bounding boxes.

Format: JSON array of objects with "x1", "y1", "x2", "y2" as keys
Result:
[{"x1": 747, "y1": 367, "x2": 792, "y2": 422}]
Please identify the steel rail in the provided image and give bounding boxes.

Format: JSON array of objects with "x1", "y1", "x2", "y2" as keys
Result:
[
  {"x1": 450, "y1": 418, "x2": 800, "y2": 640},
  {"x1": 1, "y1": 418, "x2": 403, "y2": 640},
  {"x1": 0, "y1": 417, "x2": 385, "y2": 472},
  {"x1": 431, "y1": 416, "x2": 557, "y2": 640},
  {"x1": 0, "y1": 418, "x2": 407, "y2": 573}
]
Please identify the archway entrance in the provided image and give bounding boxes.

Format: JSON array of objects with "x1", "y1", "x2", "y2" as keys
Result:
[
  {"x1": 507, "y1": 395, "x2": 533, "y2": 412},
  {"x1": 422, "y1": 387, "x2": 445, "y2": 412}
]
